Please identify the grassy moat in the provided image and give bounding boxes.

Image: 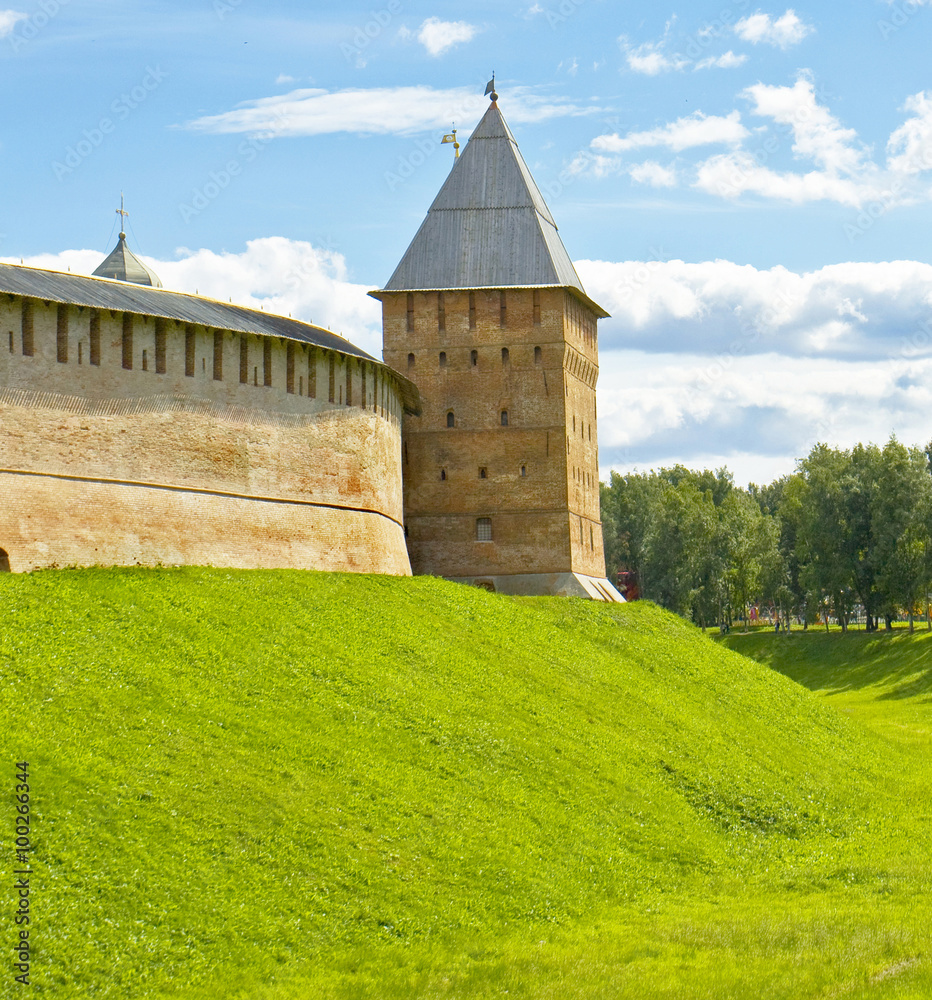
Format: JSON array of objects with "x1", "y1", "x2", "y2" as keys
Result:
[{"x1": 1, "y1": 568, "x2": 929, "y2": 998}]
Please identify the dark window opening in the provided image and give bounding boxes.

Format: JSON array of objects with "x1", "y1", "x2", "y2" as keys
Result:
[
  {"x1": 533, "y1": 289, "x2": 541, "y2": 325},
  {"x1": 56, "y1": 304, "x2": 68, "y2": 363},
  {"x1": 534, "y1": 345, "x2": 542, "y2": 365},
  {"x1": 479, "y1": 467, "x2": 487, "y2": 479},
  {"x1": 89, "y1": 312, "x2": 100, "y2": 366},
  {"x1": 470, "y1": 349, "x2": 478, "y2": 367},
  {"x1": 7, "y1": 331, "x2": 12, "y2": 353},
  {"x1": 253, "y1": 365, "x2": 258, "y2": 387},
  {"x1": 439, "y1": 351, "x2": 447, "y2": 368},
  {"x1": 121, "y1": 314, "x2": 133, "y2": 370},
  {"x1": 521, "y1": 465, "x2": 527, "y2": 477},
  {"x1": 406, "y1": 292, "x2": 414, "y2": 332},
  {"x1": 213, "y1": 329, "x2": 224, "y2": 381},
  {"x1": 78, "y1": 342, "x2": 83, "y2": 365},
  {"x1": 469, "y1": 291, "x2": 476, "y2": 329},
  {"x1": 185, "y1": 325, "x2": 195, "y2": 377},
  {"x1": 407, "y1": 352, "x2": 415, "y2": 369},
  {"x1": 286, "y1": 341, "x2": 295, "y2": 393},
  {"x1": 477, "y1": 517, "x2": 492, "y2": 542},
  {"x1": 155, "y1": 318, "x2": 167, "y2": 374},
  {"x1": 446, "y1": 410, "x2": 455, "y2": 428},
  {"x1": 263, "y1": 340, "x2": 272, "y2": 387},
  {"x1": 438, "y1": 291, "x2": 445, "y2": 331},
  {"x1": 240, "y1": 336, "x2": 249, "y2": 384},
  {"x1": 142, "y1": 349, "x2": 148, "y2": 372},
  {"x1": 501, "y1": 346, "x2": 509, "y2": 366},
  {"x1": 21, "y1": 300, "x2": 34, "y2": 357},
  {"x1": 500, "y1": 410, "x2": 508, "y2": 426},
  {"x1": 440, "y1": 468, "x2": 447, "y2": 481}
]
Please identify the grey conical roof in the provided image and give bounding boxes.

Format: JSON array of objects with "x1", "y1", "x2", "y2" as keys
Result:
[
  {"x1": 93, "y1": 233, "x2": 162, "y2": 288},
  {"x1": 383, "y1": 102, "x2": 605, "y2": 314}
]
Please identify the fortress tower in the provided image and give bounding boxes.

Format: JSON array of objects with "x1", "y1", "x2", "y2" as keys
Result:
[{"x1": 372, "y1": 92, "x2": 622, "y2": 600}]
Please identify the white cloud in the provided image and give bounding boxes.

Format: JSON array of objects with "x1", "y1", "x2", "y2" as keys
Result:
[
  {"x1": 575, "y1": 257, "x2": 932, "y2": 361},
  {"x1": 415, "y1": 17, "x2": 479, "y2": 57},
  {"x1": 744, "y1": 76, "x2": 866, "y2": 175},
  {"x1": 0, "y1": 9, "x2": 26, "y2": 37},
  {"x1": 695, "y1": 50, "x2": 748, "y2": 70},
  {"x1": 184, "y1": 85, "x2": 595, "y2": 138},
  {"x1": 3, "y1": 238, "x2": 383, "y2": 357},
  {"x1": 592, "y1": 111, "x2": 749, "y2": 154},
  {"x1": 275, "y1": 74, "x2": 297, "y2": 85},
  {"x1": 579, "y1": 256, "x2": 932, "y2": 482},
  {"x1": 622, "y1": 38, "x2": 689, "y2": 75},
  {"x1": 627, "y1": 161, "x2": 677, "y2": 187},
  {"x1": 887, "y1": 91, "x2": 932, "y2": 174},
  {"x1": 733, "y1": 10, "x2": 813, "y2": 49}
]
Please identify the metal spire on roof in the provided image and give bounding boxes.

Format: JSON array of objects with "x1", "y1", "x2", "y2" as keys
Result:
[
  {"x1": 116, "y1": 192, "x2": 129, "y2": 240},
  {"x1": 92, "y1": 196, "x2": 163, "y2": 288}
]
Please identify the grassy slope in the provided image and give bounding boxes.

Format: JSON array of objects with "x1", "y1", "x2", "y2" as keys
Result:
[
  {"x1": 1, "y1": 569, "x2": 929, "y2": 999},
  {"x1": 719, "y1": 626, "x2": 932, "y2": 752}
]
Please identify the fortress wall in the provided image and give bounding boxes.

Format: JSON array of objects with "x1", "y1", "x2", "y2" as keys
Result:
[{"x1": 0, "y1": 293, "x2": 410, "y2": 574}]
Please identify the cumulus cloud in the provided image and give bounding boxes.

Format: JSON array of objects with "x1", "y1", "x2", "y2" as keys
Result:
[
  {"x1": 886, "y1": 91, "x2": 932, "y2": 174},
  {"x1": 592, "y1": 111, "x2": 749, "y2": 154},
  {"x1": 627, "y1": 161, "x2": 677, "y2": 187},
  {"x1": 582, "y1": 76, "x2": 932, "y2": 209},
  {"x1": 2, "y1": 238, "x2": 383, "y2": 357},
  {"x1": 623, "y1": 39, "x2": 689, "y2": 75},
  {"x1": 415, "y1": 17, "x2": 479, "y2": 56},
  {"x1": 576, "y1": 257, "x2": 932, "y2": 361},
  {"x1": 695, "y1": 50, "x2": 748, "y2": 70},
  {"x1": 183, "y1": 85, "x2": 595, "y2": 138},
  {"x1": 733, "y1": 10, "x2": 813, "y2": 48},
  {"x1": 0, "y1": 9, "x2": 26, "y2": 36}
]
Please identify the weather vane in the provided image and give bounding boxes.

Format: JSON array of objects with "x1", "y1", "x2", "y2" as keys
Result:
[{"x1": 441, "y1": 124, "x2": 460, "y2": 160}]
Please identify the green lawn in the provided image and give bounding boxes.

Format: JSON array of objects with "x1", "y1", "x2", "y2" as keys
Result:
[{"x1": 1, "y1": 568, "x2": 929, "y2": 998}]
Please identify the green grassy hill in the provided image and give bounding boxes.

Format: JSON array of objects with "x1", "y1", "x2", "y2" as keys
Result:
[{"x1": 1, "y1": 569, "x2": 929, "y2": 998}]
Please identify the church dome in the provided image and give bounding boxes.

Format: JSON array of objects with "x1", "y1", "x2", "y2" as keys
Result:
[{"x1": 93, "y1": 231, "x2": 162, "y2": 288}]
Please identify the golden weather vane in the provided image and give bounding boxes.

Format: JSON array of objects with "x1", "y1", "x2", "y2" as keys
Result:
[{"x1": 441, "y1": 124, "x2": 460, "y2": 161}]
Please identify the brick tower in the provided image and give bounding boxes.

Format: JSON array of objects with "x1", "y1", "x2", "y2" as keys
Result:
[{"x1": 372, "y1": 91, "x2": 622, "y2": 600}]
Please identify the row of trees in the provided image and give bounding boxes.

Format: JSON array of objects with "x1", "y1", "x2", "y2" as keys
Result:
[{"x1": 600, "y1": 438, "x2": 932, "y2": 632}]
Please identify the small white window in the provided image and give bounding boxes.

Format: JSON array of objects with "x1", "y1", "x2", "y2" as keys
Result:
[{"x1": 476, "y1": 517, "x2": 492, "y2": 541}]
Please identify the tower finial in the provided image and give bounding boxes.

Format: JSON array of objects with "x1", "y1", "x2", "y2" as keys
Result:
[
  {"x1": 116, "y1": 192, "x2": 129, "y2": 240},
  {"x1": 441, "y1": 123, "x2": 460, "y2": 162},
  {"x1": 484, "y1": 73, "x2": 497, "y2": 104}
]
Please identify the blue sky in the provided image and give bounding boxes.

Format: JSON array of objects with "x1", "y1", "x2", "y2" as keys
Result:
[{"x1": 4, "y1": 0, "x2": 932, "y2": 486}]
